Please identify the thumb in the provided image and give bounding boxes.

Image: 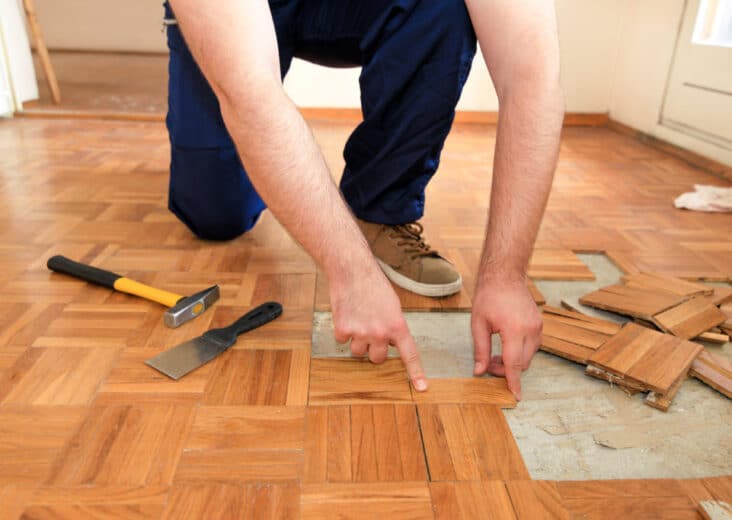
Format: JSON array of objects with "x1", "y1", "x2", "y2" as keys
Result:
[{"x1": 472, "y1": 315, "x2": 492, "y2": 376}]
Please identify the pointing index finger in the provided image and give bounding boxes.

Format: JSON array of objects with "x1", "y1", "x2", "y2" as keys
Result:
[
  {"x1": 394, "y1": 332, "x2": 428, "y2": 392},
  {"x1": 501, "y1": 333, "x2": 524, "y2": 401}
]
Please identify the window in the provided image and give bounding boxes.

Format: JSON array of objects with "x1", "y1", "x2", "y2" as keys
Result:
[{"x1": 693, "y1": 0, "x2": 732, "y2": 47}]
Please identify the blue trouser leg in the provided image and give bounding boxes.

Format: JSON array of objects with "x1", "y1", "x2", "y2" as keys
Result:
[
  {"x1": 293, "y1": 0, "x2": 477, "y2": 224},
  {"x1": 337, "y1": 0, "x2": 477, "y2": 224},
  {"x1": 164, "y1": 2, "x2": 295, "y2": 240}
]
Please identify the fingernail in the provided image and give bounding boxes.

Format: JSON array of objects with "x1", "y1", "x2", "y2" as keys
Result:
[
  {"x1": 414, "y1": 379, "x2": 427, "y2": 392},
  {"x1": 513, "y1": 391, "x2": 522, "y2": 401},
  {"x1": 474, "y1": 362, "x2": 482, "y2": 374}
]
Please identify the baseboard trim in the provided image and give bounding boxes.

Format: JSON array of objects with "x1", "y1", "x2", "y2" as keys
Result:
[
  {"x1": 299, "y1": 107, "x2": 608, "y2": 126},
  {"x1": 16, "y1": 107, "x2": 609, "y2": 127},
  {"x1": 607, "y1": 119, "x2": 732, "y2": 182},
  {"x1": 16, "y1": 109, "x2": 165, "y2": 122}
]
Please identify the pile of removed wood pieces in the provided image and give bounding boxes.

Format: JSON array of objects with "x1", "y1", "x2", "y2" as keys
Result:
[{"x1": 539, "y1": 272, "x2": 732, "y2": 411}]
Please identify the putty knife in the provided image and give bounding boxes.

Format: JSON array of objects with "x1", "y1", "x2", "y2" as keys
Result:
[{"x1": 146, "y1": 301, "x2": 283, "y2": 380}]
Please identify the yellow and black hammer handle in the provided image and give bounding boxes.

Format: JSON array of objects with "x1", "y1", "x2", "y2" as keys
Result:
[{"x1": 47, "y1": 255, "x2": 182, "y2": 308}]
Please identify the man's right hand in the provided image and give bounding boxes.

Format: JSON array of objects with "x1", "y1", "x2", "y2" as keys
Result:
[{"x1": 329, "y1": 266, "x2": 428, "y2": 392}]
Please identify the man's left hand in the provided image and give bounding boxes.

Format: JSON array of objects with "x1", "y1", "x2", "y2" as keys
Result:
[{"x1": 471, "y1": 277, "x2": 543, "y2": 401}]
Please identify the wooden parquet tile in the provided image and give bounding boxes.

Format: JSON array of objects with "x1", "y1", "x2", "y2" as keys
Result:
[
  {"x1": 303, "y1": 404, "x2": 427, "y2": 483},
  {"x1": 527, "y1": 249, "x2": 595, "y2": 280},
  {"x1": 301, "y1": 482, "x2": 433, "y2": 520},
  {"x1": 505, "y1": 480, "x2": 569, "y2": 520},
  {"x1": 430, "y1": 481, "x2": 517, "y2": 520},
  {"x1": 690, "y1": 349, "x2": 732, "y2": 399},
  {"x1": 162, "y1": 482, "x2": 299, "y2": 519},
  {"x1": 2, "y1": 116, "x2": 732, "y2": 517},
  {"x1": 47, "y1": 404, "x2": 195, "y2": 487},
  {"x1": 0, "y1": 406, "x2": 87, "y2": 486},
  {"x1": 308, "y1": 358, "x2": 413, "y2": 405},
  {"x1": 203, "y1": 350, "x2": 293, "y2": 406},
  {"x1": 652, "y1": 297, "x2": 727, "y2": 339},
  {"x1": 587, "y1": 323, "x2": 702, "y2": 395},
  {"x1": 409, "y1": 377, "x2": 516, "y2": 407},
  {"x1": 419, "y1": 404, "x2": 529, "y2": 481},
  {"x1": 579, "y1": 284, "x2": 688, "y2": 321}
]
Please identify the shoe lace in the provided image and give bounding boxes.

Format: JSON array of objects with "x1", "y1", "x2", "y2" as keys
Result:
[{"x1": 388, "y1": 222, "x2": 438, "y2": 260}]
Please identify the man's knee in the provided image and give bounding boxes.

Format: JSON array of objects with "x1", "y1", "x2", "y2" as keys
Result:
[{"x1": 168, "y1": 147, "x2": 266, "y2": 241}]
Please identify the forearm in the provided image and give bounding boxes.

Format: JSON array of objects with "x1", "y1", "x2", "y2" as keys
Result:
[
  {"x1": 479, "y1": 84, "x2": 563, "y2": 282},
  {"x1": 220, "y1": 87, "x2": 376, "y2": 282},
  {"x1": 464, "y1": 0, "x2": 564, "y2": 282}
]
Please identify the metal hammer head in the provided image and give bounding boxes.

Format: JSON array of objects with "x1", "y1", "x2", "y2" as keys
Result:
[{"x1": 164, "y1": 285, "x2": 220, "y2": 328}]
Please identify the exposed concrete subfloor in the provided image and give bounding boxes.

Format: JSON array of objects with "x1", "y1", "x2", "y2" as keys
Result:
[{"x1": 312, "y1": 254, "x2": 732, "y2": 480}]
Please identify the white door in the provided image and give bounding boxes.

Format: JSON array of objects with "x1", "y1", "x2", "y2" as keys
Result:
[{"x1": 661, "y1": 0, "x2": 732, "y2": 151}]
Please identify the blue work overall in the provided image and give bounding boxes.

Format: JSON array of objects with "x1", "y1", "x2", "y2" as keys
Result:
[{"x1": 165, "y1": 0, "x2": 476, "y2": 240}]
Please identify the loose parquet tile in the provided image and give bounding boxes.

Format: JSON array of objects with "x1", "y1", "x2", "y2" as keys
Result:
[
  {"x1": 1, "y1": 347, "x2": 119, "y2": 405},
  {"x1": 622, "y1": 272, "x2": 713, "y2": 297},
  {"x1": 652, "y1": 297, "x2": 727, "y2": 339},
  {"x1": 409, "y1": 377, "x2": 516, "y2": 407},
  {"x1": 689, "y1": 349, "x2": 732, "y2": 399},
  {"x1": 46, "y1": 404, "x2": 195, "y2": 487},
  {"x1": 505, "y1": 481, "x2": 569, "y2": 520},
  {"x1": 419, "y1": 404, "x2": 529, "y2": 481},
  {"x1": 303, "y1": 404, "x2": 426, "y2": 483},
  {"x1": 0, "y1": 406, "x2": 87, "y2": 486},
  {"x1": 301, "y1": 482, "x2": 433, "y2": 520},
  {"x1": 308, "y1": 358, "x2": 412, "y2": 405},
  {"x1": 430, "y1": 481, "x2": 517, "y2": 520},
  {"x1": 588, "y1": 323, "x2": 702, "y2": 395},
  {"x1": 542, "y1": 305, "x2": 623, "y2": 336},
  {"x1": 579, "y1": 284, "x2": 688, "y2": 321},
  {"x1": 202, "y1": 350, "x2": 292, "y2": 406}
]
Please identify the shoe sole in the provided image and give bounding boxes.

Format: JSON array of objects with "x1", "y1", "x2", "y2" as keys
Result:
[{"x1": 376, "y1": 259, "x2": 463, "y2": 298}]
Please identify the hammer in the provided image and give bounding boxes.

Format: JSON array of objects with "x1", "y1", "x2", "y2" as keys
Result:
[{"x1": 47, "y1": 255, "x2": 219, "y2": 328}]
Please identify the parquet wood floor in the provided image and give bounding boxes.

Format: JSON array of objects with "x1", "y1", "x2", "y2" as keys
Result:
[{"x1": 0, "y1": 116, "x2": 731, "y2": 518}]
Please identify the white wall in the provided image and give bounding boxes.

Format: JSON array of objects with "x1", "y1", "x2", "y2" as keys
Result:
[{"x1": 609, "y1": 0, "x2": 732, "y2": 166}]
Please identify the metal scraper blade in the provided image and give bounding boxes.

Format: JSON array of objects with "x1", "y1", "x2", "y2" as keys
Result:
[{"x1": 145, "y1": 336, "x2": 229, "y2": 380}]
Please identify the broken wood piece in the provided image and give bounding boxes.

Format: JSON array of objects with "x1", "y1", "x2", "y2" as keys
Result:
[
  {"x1": 644, "y1": 374, "x2": 687, "y2": 412},
  {"x1": 622, "y1": 272, "x2": 713, "y2": 297},
  {"x1": 695, "y1": 286, "x2": 732, "y2": 307},
  {"x1": 697, "y1": 331, "x2": 730, "y2": 345},
  {"x1": 699, "y1": 500, "x2": 732, "y2": 520},
  {"x1": 689, "y1": 349, "x2": 732, "y2": 399},
  {"x1": 528, "y1": 280, "x2": 546, "y2": 306},
  {"x1": 588, "y1": 323, "x2": 702, "y2": 396},
  {"x1": 585, "y1": 365, "x2": 644, "y2": 395},
  {"x1": 579, "y1": 284, "x2": 688, "y2": 321},
  {"x1": 652, "y1": 297, "x2": 727, "y2": 339}
]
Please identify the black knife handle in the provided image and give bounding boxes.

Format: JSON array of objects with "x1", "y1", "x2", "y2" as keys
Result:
[
  {"x1": 202, "y1": 301, "x2": 283, "y2": 347},
  {"x1": 47, "y1": 255, "x2": 122, "y2": 288}
]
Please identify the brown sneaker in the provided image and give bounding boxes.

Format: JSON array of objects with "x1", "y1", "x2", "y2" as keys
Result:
[{"x1": 356, "y1": 219, "x2": 462, "y2": 297}]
